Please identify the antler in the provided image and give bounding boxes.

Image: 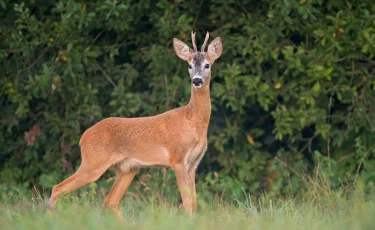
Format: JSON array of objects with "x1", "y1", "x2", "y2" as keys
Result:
[
  {"x1": 191, "y1": 31, "x2": 197, "y2": 52},
  {"x1": 201, "y1": 31, "x2": 210, "y2": 52}
]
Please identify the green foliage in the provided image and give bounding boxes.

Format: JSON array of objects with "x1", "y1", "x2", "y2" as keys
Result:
[{"x1": 1, "y1": 0, "x2": 375, "y2": 198}]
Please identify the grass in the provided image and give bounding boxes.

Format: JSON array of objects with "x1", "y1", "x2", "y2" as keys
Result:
[{"x1": 1, "y1": 185, "x2": 374, "y2": 230}]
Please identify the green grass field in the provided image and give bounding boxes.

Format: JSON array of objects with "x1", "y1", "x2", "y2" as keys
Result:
[{"x1": 1, "y1": 185, "x2": 374, "y2": 230}]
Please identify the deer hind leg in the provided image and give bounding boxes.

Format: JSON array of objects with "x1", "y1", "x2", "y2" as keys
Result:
[
  {"x1": 104, "y1": 169, "x2": 138, "y2": 219},
  {"x1": 47, "y1": 151, "x2": 120, "y2": 209},
  {"x1": 172, "y1": 163, "x2": 193, "y2": 217}
]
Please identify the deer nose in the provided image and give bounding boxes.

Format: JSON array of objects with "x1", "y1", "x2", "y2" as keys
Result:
[{"x1": 192, "y1": 78, "x2": 203, "y2": 86}]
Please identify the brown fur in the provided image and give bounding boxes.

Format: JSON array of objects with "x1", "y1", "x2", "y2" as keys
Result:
[{"x1": 47, "y1": 32, "x2": 222, "y2": 218}]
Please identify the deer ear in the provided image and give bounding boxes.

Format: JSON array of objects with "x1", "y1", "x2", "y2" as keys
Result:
[
  {"x1": 207, "y1": 37, "x2": 222, "y2": 61},
  {"x1": 173, "y1": 38, "x2": 192, "y2": 61}
]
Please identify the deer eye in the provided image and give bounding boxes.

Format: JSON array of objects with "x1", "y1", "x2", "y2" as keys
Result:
[
  {"x1": 188, "y1": 64, "x2": 192, "y2": 69},
  {"x1": 205, "y1": 64, "x2": 210, "y2": 69}
]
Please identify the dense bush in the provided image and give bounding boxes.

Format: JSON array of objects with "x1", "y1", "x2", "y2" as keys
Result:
[{"x1": 1, "y1": 0, "x2": 375, "y2": 198}]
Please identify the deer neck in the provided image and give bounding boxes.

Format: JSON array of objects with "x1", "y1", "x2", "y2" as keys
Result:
[{"x1": 186, "y1": 80, "x2": 211, "y2": 125}]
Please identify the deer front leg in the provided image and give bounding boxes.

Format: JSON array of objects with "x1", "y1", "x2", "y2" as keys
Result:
[
  {"x1": 189, "y1": 169, "x2": 197, "y2": 212},
  {"x1": 172, "y1": 163, "x2": 193, "y2": 216}
]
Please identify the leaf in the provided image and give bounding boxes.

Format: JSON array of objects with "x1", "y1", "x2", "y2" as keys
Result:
[
  {"x1": 312, "y1": 82, "x2": 320, "y2": 94},
  {"x1": 246, "y1": 133, "x2": 255, "y2": 145},
  {"x1": 60, "y1": 55, "x2": 67, "y2": 61}
]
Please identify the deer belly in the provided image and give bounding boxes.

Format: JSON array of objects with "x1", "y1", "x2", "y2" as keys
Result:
[
  {"x1": 115, "y1": 158, "x2": 141, "y2": 173},
  {"x1": 116, "y1": 146, "x2": 170, "y2": 173}
]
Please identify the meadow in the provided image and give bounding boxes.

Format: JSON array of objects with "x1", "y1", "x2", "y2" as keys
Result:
[{"x1": 1, "y1": 184, "x2": 374, "y2": 230}]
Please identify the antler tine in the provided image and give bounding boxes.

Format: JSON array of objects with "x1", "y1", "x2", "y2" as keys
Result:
[
  {"x1": 191, "y1": 31, "x2": 197, "y2": 52},
  {"x1": 201, "y1": 31, "x2": 210, "y2": 52}
]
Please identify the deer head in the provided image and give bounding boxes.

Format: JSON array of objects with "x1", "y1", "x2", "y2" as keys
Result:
[{"x1": 173, "y1": 31, "x2": 222, "y2": 88}]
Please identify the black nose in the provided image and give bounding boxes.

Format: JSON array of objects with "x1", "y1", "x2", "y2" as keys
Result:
[{"x1": 192, "y1": 78, "x2": 203, "y2": 86}]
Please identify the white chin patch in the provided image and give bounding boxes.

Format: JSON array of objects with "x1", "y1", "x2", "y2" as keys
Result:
[{"x1": 194, "y1": 83, "x2": 203, "y2": 88}]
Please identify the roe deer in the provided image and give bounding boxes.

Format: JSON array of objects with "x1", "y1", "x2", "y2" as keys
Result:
[{"x1": 47, "y1": 31, "x2": 222, "y2": 217}]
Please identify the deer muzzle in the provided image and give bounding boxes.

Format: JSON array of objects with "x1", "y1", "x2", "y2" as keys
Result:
[{"x1": 192, "y1": 78, "x2": 203, "y2": 87}]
